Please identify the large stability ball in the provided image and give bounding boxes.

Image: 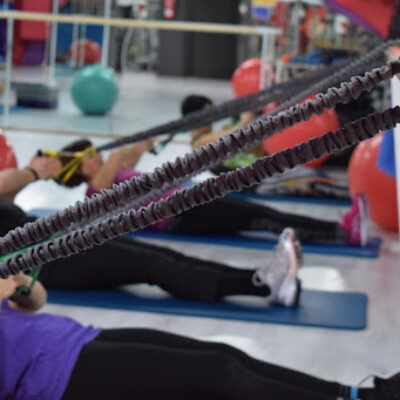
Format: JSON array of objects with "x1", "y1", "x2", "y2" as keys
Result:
[
  {"x1": 0, "y1": 131, "x2": 17, "y2": 170},
  {"x1": 348, "y1": 134, "x2": 398, "y2": 231},
  {"x1": 71, "y1": 66, "x2": 119, "y2": 116},
  {"x1": 262, "y1": 99, "x2": 340, "y2": 167},
  {"x1": 231, "y1": 58, "x2": 273, "y2": 97},
  {"x1": 68, "y1": 39, "x2": 101, "y2": 65}
]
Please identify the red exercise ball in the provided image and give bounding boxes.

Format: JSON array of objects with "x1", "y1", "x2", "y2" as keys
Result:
[
  {"x1": 262, "y1": 98, "x2": 340, "y2": 167},
  {"x1": 348, "y1": 134, "x2": 398, "y2": 232},
  {"x1": 231, "y1": 58, "x2": 273, "y2": 97},
  {"x1": 0, "y1": 132, "x2": 17, "y2": 170},
  {"x1": 69, "y1": 39, "x2": 101, "y2": 65}
]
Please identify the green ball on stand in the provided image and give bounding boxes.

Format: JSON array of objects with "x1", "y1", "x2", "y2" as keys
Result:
[{"x1": 71, "y1": 65, "x2": 119, "y2": 116}]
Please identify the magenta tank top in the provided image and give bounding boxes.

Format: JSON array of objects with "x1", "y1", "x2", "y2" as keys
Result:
[{"x1": 86, "y1": 169, "x2": 182, "y2": 231}]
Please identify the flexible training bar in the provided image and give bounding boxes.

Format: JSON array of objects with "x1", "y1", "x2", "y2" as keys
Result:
[
  {"x1": 88, "y1": 42, "x2": 393, "y2": 210},
  {"x1": 121, "y1": 50, "x2": 388, "y2": 209},
  {"x1": 0, "y1": 105, "x2": 398, "y2": 278},
  {"x1": 72, "y1": 176, "x2": 189, "y2": 230},
  {"x1": 268, "y1": 39, "x2": 399, "y2": 118},
  {"x1": 43, "y1": 42, "x2": 390, "y2": 211},
  {"x1": 0, "y1": 58, "x2": 398, "y2": 261},
  {"x1": 46, "y1": 55, "x2": 383, "y2": 217},
  {"x1": 96, "y1": 64, "x2": 341, "y2": 152},
  {"x1": 45, "y1": 63, "x2": 345, "y2": 184},
  {"x1": 57, "y1": 54, "x2": 400, "y2": 232},
  {"x1": 95, "y1": 39, "x2": 399, "y2": 152}
]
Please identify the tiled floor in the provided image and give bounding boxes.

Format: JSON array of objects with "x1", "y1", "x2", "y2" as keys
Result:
[{"x1": 2, "y1": 69, "x2": 400, "y2": 387}]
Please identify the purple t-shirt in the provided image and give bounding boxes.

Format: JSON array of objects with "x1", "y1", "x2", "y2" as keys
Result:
[
  {"x1": 86, "y1": 169, "x2": 181, "y2": 231},
  {"x1": 0, "y1": 299, "x2": 100, "y2": 400}
]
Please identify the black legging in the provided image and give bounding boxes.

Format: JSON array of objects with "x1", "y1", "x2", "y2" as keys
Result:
[
  {"x1": 0, "y1": 195, "x2": 345, "y2": 246},
  {"x1": 164, "y1": 197, "x2": 346, "y2": 243},
  {"x1": 38, "y1": 236, "x2": 268, "y2": 302},
  {"x1": 0, "y1": 200, "x2": 268, "y2": 302},
  {"x1": 62, "y1": 328, "x2": 360, "y2": 400}
]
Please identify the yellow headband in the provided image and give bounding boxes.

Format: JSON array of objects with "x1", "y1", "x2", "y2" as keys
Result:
[{"x1": 40, "y1": 146, "x2": 97, "y2": 184}]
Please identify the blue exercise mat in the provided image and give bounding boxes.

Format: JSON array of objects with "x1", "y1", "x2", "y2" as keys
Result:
[
  {"x1": 46, "y1": 288, "x2": 367, "y2": 330},
  {"x1": 129, "y1": 231, "x2": 381, "y2": 258},
  {"x1": 29, "y1": 209, "x2": 381, "y2": 258},
  {"x1": 229, "y1": 192, "x2": 352, "y2": 207},
  {"x1": 0, "y1": 105, "x2": 26, "y2": 114}
]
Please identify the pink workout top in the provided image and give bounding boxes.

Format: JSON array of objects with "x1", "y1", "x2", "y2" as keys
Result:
[{"x1": 86, "y1": 169, "x2": 181, "y2": 230}]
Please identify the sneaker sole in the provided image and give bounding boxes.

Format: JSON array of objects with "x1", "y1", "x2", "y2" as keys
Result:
[
  {"x1": 276, "y1": 276, "x2": 302, "y2": 307},
  {"x1": 291, "y1": 278, "x2": 302, "y2": 308}
]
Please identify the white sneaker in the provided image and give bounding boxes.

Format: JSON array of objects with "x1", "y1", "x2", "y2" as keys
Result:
[{"x1": 252, "y1": 228, "x2": 302, "y2": 307}]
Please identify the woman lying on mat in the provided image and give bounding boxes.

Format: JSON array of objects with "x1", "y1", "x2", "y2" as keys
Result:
[
  {"x1": 56, "y1": 138, "x2": 369, "y2": 247},
  {"x1": 0, "y1": 273, "x2": 397, "y2": 400},
  {"x1": 181, "y1": 94, "x2": 264, "y2": 156},
  {"x1": 0, "y1": 157, "x2": 301, "y2": 307},
  {"x1": 182, "y1": 94, "x2": 352, "y2": 199}
]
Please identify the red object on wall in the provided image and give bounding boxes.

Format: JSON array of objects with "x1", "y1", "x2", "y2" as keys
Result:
[
  {"x1": 163, "y1": 0, "x2": 176, "y2": 20},
  {"x1": 0, "y1": 133, "x2": 17, "y2": 171},
  {"x1": 69, "y1": 39, "x2": 102, "y2": 65},
  {"x1": 16, "y1": 0, "x2": 52, "y2": 40},
  {"x1": 271, "y1": 2, "x2": 289, "y2": 52},
  {"x1": 324, "y1": 0, "x2": 396, "y2": 38},
  {"x1": 348, "y1": 134, "x2": 398, "y2": 231},
  {"x1": 12, "y1": 32, "x2": 26, "y2": 65}
]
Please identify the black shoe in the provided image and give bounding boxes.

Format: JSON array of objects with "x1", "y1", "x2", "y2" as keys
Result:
[{"x1": 373, "y1": 372, "x2": 400, "y2": 399}]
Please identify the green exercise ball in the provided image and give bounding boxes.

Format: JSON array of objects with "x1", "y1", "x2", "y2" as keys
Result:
[{"x1": 71, "y1": 65, "x2": 119, "y2": 116}]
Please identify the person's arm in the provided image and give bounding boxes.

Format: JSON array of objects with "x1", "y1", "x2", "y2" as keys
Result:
[
  {"x1": 0, "y1": 156, "x2": 61, "y2": 202},
  {"x1": 192, "y1": 113, "x2": 255, "y2": 149},
  {"x1": 8, "y1": 273, "x2": 47, "y2": 313},
  {"x1": 90, "y1": 151, "x2": 124, "y2": 191},
  {"x1": 0, "y1": 168, "x2": 37, "y2": 201},
  {"x1": 192, "y1": 126, "x2": 236, "y2": 149},
  {"x1": 119, "y1": 140, "x2": 153, "y2": 169},
  {"x1": 90, "y1": 140, "x2": 153, "y2": 191}
]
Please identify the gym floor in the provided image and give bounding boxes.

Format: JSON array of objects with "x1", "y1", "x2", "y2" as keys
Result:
[{"x1": 4, "y1": 69, "x2": 400, "y2": 386}]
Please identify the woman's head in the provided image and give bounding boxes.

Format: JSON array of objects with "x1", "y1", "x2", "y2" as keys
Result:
[
  {"x1": 181, "y1": 95, "x2": 213, "y2": 140},
  {"x1": 57, "y1": 139, "x2": 103, "y2": 187},
  {"x1": 181, "y1": 95, "x2": 213, "y2": 116}
]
